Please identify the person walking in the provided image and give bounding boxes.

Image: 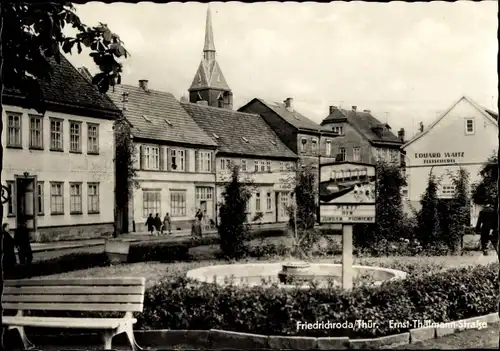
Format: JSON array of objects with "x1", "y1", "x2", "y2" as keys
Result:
[
  {"x1": 2, "y1": 223, "x2": 17, "y2": 278},
  {"x1": 162, "y1": 213, "x2": 172, "y2": 235},
  {"x1": 145, "y1": 213, "x2": 155, "y2": 234},
  {"x1": 15, "y1": 222, "x2": 33, "y2": 265},
  {"x1": 475, "y1": 203, "x2": 498, "y2": 256},
  {"x1": 154, "y1": 213, "x2": 162, "y2": 236}
]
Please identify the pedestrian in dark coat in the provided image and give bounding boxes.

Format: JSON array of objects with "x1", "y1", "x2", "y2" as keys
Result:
[
  {"x1": 154, "y1": 213, "x2": 162, "y2": 236},
  {"x1": 15, "y1": 222, "x2": 33, "y2": 265},
  {"x1": 2, "y1": 223, "x2": 17, "y2": 278},
  {"x1": 475, "y1": 203, "x2": 498, "y2": 255},
  {"x1": 145, "y1": 213, "x2": 155, "y2": 234}
]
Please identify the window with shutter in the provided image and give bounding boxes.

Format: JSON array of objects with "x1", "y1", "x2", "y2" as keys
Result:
[
  {"x1": 194, "y1": 150, "x2": 199, "y2": 172},
  {"x1": 139, "y1": 145, "x2": 144, "y2": 170},
  {"x1": 159, "y1": 146, "x2": 165, "y2": 170},
  {"x1": 166, "y1": 147, "x2": 171, "y2": 171},
  {"x1": 211, "y1": 152, "x2": 215, "y2": 173},
  {"x1": 185, "y1": 149, "x2": 190, "y2": 172}
]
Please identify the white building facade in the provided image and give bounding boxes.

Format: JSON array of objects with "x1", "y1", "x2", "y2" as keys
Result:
[
  {"x1": 402, "y1": 96, "x2": 498, "y2": 225},
  {"x1": 2, "y1": 56, "x2": 121, "y2": 240}
]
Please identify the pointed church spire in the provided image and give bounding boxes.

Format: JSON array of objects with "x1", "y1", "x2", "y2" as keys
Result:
[{"x1": 203, "y1": 6, "x2": 216, "y2": 60}]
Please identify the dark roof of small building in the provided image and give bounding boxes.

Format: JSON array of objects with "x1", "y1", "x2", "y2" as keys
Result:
[
  {"x1": 243, "y1": 98, "x2": 323, "y2": 132},
  {"x1": 181, "y1": 102, "x2": 297, "y2": 159},
  {"x1": 3, "y1": 55, "x2": 120, "y2": 117},
  {"x1": 322, "y1": 108, "x2": 402, "y2": 144},
  {"x1": 107, "y1": 84, "x2": 216, "y2": 147}
]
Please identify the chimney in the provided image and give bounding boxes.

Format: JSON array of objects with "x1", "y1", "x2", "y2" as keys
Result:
[
  {"x1": 397, "y1": 128, "x2": 405, "y2": 142},
  {"x1": 363, "y1": 109, "x2": 371, "y2": 113},
  {"x1": 284, "y1": 97, "x2": 293, "y2": 111},
  {"x1": 138, "y1": 79, "x2": 149, "y2": 91},
  {"x1": 197, "y1": 100, "x2": 208, "y2": 106},
  {"x1": 418, "y1": 122, "x2": 424, "y2": 133},
  {"x1": 352, "y1": 106, "x2": 357, "y2": 112},
  {"x1": 329, "y1": 106, "x2": 337, "y2": 114}
]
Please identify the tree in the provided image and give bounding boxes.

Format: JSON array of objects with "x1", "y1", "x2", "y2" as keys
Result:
[
  {"x1": 353, "y1": 161, "x2": 407, "y2": 253},
  {"x1": 218, "y1": 165, "x2": 252, "y2": 259},
  {"x1": 0, "y1": 2, "x2": 128, "y2": 230},
  {"x1": 287, "y1": 163, "x2": 319, "y2": 259},
  {"x1": 416, "y1": 174, "x2": 442, "y2": 249},
  {"x1": 472, "y1": 154, "x2": 497, "y2": 206},
  {"x1": 114, "y1": 117, "x2": 138, "y2": 235}
]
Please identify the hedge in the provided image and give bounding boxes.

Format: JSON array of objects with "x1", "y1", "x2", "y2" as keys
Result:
[
  {"x1": 7, "y1": 241, "x2": 190, "y2": 279},
  {"x1": 136, "y1": 262, "x2": 499, "y2": 339}
]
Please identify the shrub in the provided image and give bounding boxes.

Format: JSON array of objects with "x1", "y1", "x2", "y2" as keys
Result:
[{"x1": 137, "y1": 262, "x2": 498, "y2": 339}]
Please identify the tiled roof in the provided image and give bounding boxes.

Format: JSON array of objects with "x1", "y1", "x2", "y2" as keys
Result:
[
  {"x1": 4, "y1": 55, "x2": 120, "y2": 116},
  {"x1": 189, "y1": 60, "x2": 230, "y2": 92},
  {"x1": 181, "y1": 102, "x2": 297, "y2": 159},
  {"x1": 107, "y1": 85, "x2": 216, "y2": 147},
  {"x1": 256, "y1": 99, "x2": 323, "y2": 131},
  {"x1": 322, "y1": 108, "x2": 402, "y2": 144}
]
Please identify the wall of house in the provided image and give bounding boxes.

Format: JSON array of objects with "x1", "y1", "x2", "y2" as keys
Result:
[
  {"x1": 216, "y1": 156, "x2": 295, "y2": 224},
  {"x1": 321, "y1": 122, "x2": 374, "y2": 163},
  {"x1": 239, "y1": 100, "x2": 298, "y2": 153},
  {"x1": 2, "y1": 104, "x2": 115, "y2": 240},
  {"x1": 402, "y1": 98, "x2": 498, "y2": 225},
  {"x1": 131, "y1": 143, "x2": 216, "y2": 231}
]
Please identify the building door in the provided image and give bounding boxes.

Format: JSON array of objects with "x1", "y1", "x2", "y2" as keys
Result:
[
  {"x1": 196, "y1": 187, "x2": 214, "y2": 227},
  {"x1": 15, "y1": 174, "x2": 37, "y2": 238},
  {"x1": 276, "y1": 191, "x2": 290, "y2": 222}
]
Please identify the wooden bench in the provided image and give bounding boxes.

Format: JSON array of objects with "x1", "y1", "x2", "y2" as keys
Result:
[{"x1": 2, "y1": 277, "x2": 146, "y2": 350}]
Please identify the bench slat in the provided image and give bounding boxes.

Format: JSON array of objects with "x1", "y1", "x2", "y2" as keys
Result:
[
  {"x1": 3, "y1": 286, "x2": 145, "y2": 295},
  {"x1": 2, "y1": 316, "x2": 136, "y2": 329},
  {"x1": 3, "y1": 302, "x2": 144, "y2": 312},
  {"x1": 2, "y1": 294, "x2": 144, "y2": 304},
  {"x1": 5, "y1": 277, "x2": 145, "y2": 287}
]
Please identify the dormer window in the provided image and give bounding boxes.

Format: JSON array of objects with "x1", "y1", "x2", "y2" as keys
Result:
[
  {"x1": 142, "y1": 115, "x2": 152, "y2": 123},
  {"x1": 300, "y1": 137, "x2": 307, "y2": 152},
  {"x1": 271, "y1": 140, "x2": 277, "y2": 146},
  {"x1": 164, "y1": 119, "x2": 173, "y2": 126},
  {"x1": 242, "y1": 137, "x2": 249, "y2": 143},
  {"x1": 332, "y1": 126, "x2": 343, "y2": 135},
  {"x1": 213, "y1": 133, "x2": 220, "y2": 139}
]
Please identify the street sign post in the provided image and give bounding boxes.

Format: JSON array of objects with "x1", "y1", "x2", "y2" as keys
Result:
[{"x1": 318, "y1": 162, "x2": 377, "y2": 290}]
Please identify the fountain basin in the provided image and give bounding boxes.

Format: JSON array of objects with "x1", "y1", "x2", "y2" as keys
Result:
[{"x1": 186, "y1": 262, "x2": 407, "y2": 289}]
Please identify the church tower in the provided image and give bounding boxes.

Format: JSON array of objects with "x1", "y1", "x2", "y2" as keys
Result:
[{"x1": 188, "y1": 6, "x2": 233, "y2": 109}]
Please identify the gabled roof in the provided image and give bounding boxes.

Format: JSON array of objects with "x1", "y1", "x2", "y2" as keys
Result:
[
  {"x1": 242, "y1": 98, "x2": 324, "y2": 132},
  {"x1": 3, "y1": 55, "x2": 120, "y2": 118},
  {"x1": 403, "y1": 95, "x2": 499, "y2": 149},
  {"x1": 181, "y1": 102, "x2": 297, "y2": 159},
  {"x1": 321, "y1": 107, "x2": 402, "y2": 145},
  {"x1": 189, "y1": 59, "x2": 230, "y2": 91},
  {"x1": 107, "y1": 84, "x2": 216, "y2": 147}
]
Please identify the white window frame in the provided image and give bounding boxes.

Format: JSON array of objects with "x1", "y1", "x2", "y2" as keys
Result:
[
  {"x1": 311, "y1": 138, "x2": 318, "y2": 153},
  {"x1": 88, "y1": 183, "x2": 100, "y2": 214},
  {"x1": 266, "y1": 192, "x2": 272, "y2": 211},
  {"x1": 143, "y1": 145, "x2": 160, "y2": 170},
  {"x1": 196, "y1": 187, "x2": 213, "y2": 200},
  {"x1": 332, "y1": 126, "x2": 343, "y2": 135},
  {"x1": 69, "y1": 121, "x2": 82, "y2": 153},
  {"x1": 300, "y1": 137, "x2": 307, "y2": 152},
  {"x1": 220, "y1": 158, "x2": 226, "y2": 170},
  {"x1": 266, "y1": 160, "x2": 271, "y2": 172},
  {"x1": 7, "y1": 113, "x2": 22, "y2": 148},
  {"x1": 254, "y1": 160, "x2": 259, "y2": 172},
  {"x1": 171, "y1": 148, "x2": 185, "y2": 172},
  {"x1": 50, "y1": 119, "x2": 63, "y2": 151},
  {"x1": 198, "y1": 151, "x2": 212, "y2": 172},
  {"x1": 280, "y1": 162, "x2": 285, "y2": 172},
  {"x1": 50, "y1": 182, "x2": 64, "y2": 214},
  {"x1": 353, "y1": 147, "x2": 361, "y2": 162},
  {"x1": 87, "y1": 123, "x2": 100, "y2": 154},
  {"x1": 260, "y1": 160, "x2": 266, "y2": 172},
  {"x1": 255, "y1": 192, "x2": 261, "y2": 212},
  {"x1": 241, "y1": 159, "x2": 247, "y2": 172},
  {"x1": 171, "y1": 190, "x2": 187, "y2": 217},
  {"x1": 142, "y1": 190, "x2": 160, "y2": 217},
  {"x1": 464, "y1": 118, "x2": 475, "y2": 135},
  {"x1": 325, "y1": 140, "x2": 331, "y2": 156},
  {"x1": 29, "y1": 115, "x2": 43, "y2": 149},
  {"x1": 339, "y1": 147, "x2": 346, "y2": 161},
  {"x1": 69, "y1": 182, "x2": 82, "y2": 214}
]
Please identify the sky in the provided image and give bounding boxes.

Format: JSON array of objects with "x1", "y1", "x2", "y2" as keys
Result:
[{"x1": 68, "y1": 1, "x2": 498, "y2": 139}]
